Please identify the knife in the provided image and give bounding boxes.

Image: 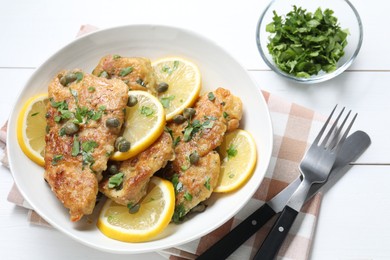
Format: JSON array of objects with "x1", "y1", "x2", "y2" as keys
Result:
[{"x1": 196, "y1": 131, "x2": 370, "y2": 260}]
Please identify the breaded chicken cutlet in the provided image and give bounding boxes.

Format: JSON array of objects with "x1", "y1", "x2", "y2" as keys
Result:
[
  {"x1": 99, "y1": 132, "x2": 175, "y2": 207},
  {"x1": 44, "y1": 69, "x2": 128, "y2": 222},
  {"x1": 164, "y1": 88, "x2": 243, "y2": 222},
  {"x1": 92, "y1": 55, "x2": 157, "y2": 95}
]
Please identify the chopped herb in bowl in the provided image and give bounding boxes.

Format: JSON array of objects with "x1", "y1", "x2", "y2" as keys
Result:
[{"x1": 265, "y1": 5, "x2": 349, "y2": 78}]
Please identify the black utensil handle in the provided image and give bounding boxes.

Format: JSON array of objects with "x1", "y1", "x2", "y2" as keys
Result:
[
  {"x1": 253, "y1": 206, "x2": 299, "y2": 260},
  {"x1": 197, "y1": 203, "x2": 276, "y2": 260}
]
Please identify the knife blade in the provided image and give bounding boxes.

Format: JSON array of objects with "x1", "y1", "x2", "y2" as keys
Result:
[{"x1": 196, "y1": 131, "x2": 370, "y2": 260}]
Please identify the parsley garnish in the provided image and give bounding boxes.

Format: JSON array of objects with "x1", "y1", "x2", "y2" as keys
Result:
[
  {"x1": 72, "y1": 135, "x2": 80, "y2": 156},
  {"x1": 227, "y1": 144, "x2": 238, "y2": 160},
  {"x1": 173, "y1": 203, "x2": 186, "y2": 223},
  {"x1": 183, "y1": 117, "x2": 216, "y2": 142},
  {"x1": 162, "y1": 61, "x2": 180, "y2": 74},
  {"x1": 266, "y1": 6, "x2": 348, "y2": 77},
  {"x1": 140, "y1": 106, "x2": 154, "y2": 117},
  {"x1": 184, "y1": 192, "x2": 193, "y2": 201},
  {"x1": 119, "y1": 66, "x2": 133, "y2": 77},
  {"x1": 204, "y1": 177, "x2": 211, "y2": 191},
  {"x1": 171, "y1": 174, "x2": 183, "y2": 195},
  {"x1": 160, "y1": 95, "x2": 175, "y2": 108},
  {"x1": 52, "y1": 155, "x2": 63, "y2": 165},
  {"x1": 108, "y1": 172, "x2": 124, "y2": 189}
]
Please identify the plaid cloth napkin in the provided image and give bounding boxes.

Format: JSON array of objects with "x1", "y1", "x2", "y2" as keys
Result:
[{"x1": 1, "y1": 25, "x2": 328, "y2": 260}]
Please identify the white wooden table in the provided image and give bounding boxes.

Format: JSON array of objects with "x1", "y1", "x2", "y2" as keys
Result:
[{"x1": 1, "y1": 0, "x2": 390, "y2": 259}]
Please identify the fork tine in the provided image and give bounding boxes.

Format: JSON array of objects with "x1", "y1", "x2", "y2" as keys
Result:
[
  {"x1": 313, "y1": 105, "x2": 338, "y2": 145},
  {"x1": 320, "y1": 107, "x2": 345, "y2": 147},
  {"x1": 327, "y1": 110, "x2": 351, "y2": 149},
  {"x1": 334, "y1": 112, "x2": 358, "y2": 150}
]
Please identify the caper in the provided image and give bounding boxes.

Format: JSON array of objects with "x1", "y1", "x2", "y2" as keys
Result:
[
  {"x1": 183, "y1": 108, "x2": 196, "y2": 119},
  {"x1": 115, "y1": 137, "x2": 126, "y2": 149},
  {"x1": 115, "y1": 137, "x2": 131, "y2": 152},
  {"x1": 189, "y1": 151, "x2": 199, "y2": 165},
  {"x1": 108, "y1": 164, "x2": 119, "y2": 175},
  {"x1": 117, "y1": 140, "x2": 131, "y2": 152},
  {"x1": 59, "y1": 72, "x2": 78, "y2": 86},
  {"x1": 62, "y1": 121, "x2": 79, "y2": 135},
  {"x1": 106, "y1": 117, "x2": 120, "y2": 128},
  {"x1": 99, "y1": 71, "x2": 109, "y2": 79},
  {"x1": 157, "y1": 82, "x2": 169, "y2": 93},
  {"x1": 190, "y1": 203, "x2": 207, "y2": 213},
  {"x1": 128, "y1": 203, "x2": 140, "y2": 214},
  {"x1": 173, "y1": 114, "x2": 186, "y2": 124},
  {"x1": 127, "y1": 95, "x2": 138, "y2": 107}
]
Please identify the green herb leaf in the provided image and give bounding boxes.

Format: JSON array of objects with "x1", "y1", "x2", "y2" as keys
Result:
[
  {"x1": 204, "y1": 177, "x2": 211, "y2": 191},
  {"x1": 173, "y1": 203, "x2": 186, "y2": 223},
  {"x1": 119, "y1": 66, "x2": 133, "y2": 77},
  {"x1": 140, "y1": 106, "x2": 154, "y2": 117},
  {"x1": 82, "y1": 140, "x2": 98, "y2": 153},
  {"x1": 227, "y1": 144, "x2": 238, "y2": 160},
  {"x1": 72, "y1": 135, "x2": 80, "y2": 156},
  {"x1": 108, "y1": 172, "x2": 124, "y2": 189},
  {"x1": 184, "y1": 192, "x2": 193, "y2": 201},
  {"x1": 160, "y1": 95, "x2": 175, "y2": 108},
  {"x1": 265, "y1": 5, "x2": 348, "y2": 77},
  {"x1": 52, "y1": 154, "x2": 63, "y2": 165}
]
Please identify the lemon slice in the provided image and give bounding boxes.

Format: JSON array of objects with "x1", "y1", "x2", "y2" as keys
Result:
[
  {"x1": 214, "y1": 129, "x2": 257, "y2": 193},
  {"x1": 152, "y1": 57, "x2": 201, "y2": 121},
  {"x1": 17, "y1": 93, "x2": 48, "y2": 167},
  {"x1": 97, "y1": 176, "x2": 175, "y2": 242},
  {"x1": 110, "y1": 90, "x2": 166, "y2": 161}
]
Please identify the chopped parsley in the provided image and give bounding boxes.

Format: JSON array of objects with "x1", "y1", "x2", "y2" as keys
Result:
[
  {"x1": 108, "y1": 172, "x2": 124, "y2": 189},
  {"x1": 227, "y1": 144, "x2": 238, "y2": 160},
  {"x1": 171, "y1": 174, "x2": 183, "y2": 195},
  {"x1": 173, "y1": 203, "x2": 186, "y2": 223},
  {"x1": 119, "y1": 66, "x2": 133, "y2": 77},
  {"x1": 266, "y1": 6, "x2": 348, "y2": 77},
  {"x1": 52, "y1": 154, "x2": 63, "y2": 165},
  {"x1": 88, "y1": 86, "x2": 96, "y2": 92},
  {"x1": 140, "y1": 106, "x2": 154, "y2": 117},
  {"x1": 204, "y1": 177, "x2": 211, "y2": 191},
  {"x1": 183, "y1": 116, "x2": 216, "y2": 142},
  {"x1": 184, "y1": 192, "x2": 193, "y2": 201},
  {"x1": 160, "y1": 95, "x2": 175, "y2": 108},
  {"x1": 162, "y1": 61, "x2": 180, "y2": 74},
  {"x1": 71, "y1": 135, "x2": 80, "y2": 156}
]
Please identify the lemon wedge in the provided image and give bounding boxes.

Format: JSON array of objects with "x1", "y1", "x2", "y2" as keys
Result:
[
  {"x1": 17, "y1": 93, "x2": 48, "y2": 167},
  {"x1": 152, "y1": 57, "x2": 201, "y2": 121},
  {"x1": 97, "y1": 176, "x2": 175, "y2": 242},
  {"x1": 110, "y1": 90, "x2": 166, "y2": 161},
  {"x1": 214, "y1": 129, "x2": 257, "y2": 193}
]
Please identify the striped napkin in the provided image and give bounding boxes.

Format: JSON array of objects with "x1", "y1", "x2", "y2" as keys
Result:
[{"x1": 2, "y1": 25, "x2": 327, "y2": 260}]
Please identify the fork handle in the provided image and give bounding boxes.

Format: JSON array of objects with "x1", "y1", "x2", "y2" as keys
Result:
[
  {"x1": 253, "y1": 206, "x2": 298, "y2": 260},
  {"x1": 197, "y1": 204, "x2": 276, "y2": 260}
]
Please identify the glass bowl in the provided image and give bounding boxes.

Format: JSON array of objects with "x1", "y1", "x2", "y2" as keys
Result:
[{"x1": 256, "y1": 0, "x2": 363, "y2": 84}]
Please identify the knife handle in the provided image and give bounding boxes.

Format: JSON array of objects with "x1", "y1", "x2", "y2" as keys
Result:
[
  {"x1": 197, "y1": 203, "x2": 276, "y2": 260},
  {"x1": 253, "y1": 206, "x2": 299, "y2": 260}
]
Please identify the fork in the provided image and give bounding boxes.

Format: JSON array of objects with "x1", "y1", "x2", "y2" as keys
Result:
[{"x1": 253, "y1": 105, "x2": 357, "y2": 260}]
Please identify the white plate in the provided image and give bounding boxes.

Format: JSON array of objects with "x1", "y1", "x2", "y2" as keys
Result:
[{"x1": 7, "y1": 24, "x2": 273, "y2": 254}]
